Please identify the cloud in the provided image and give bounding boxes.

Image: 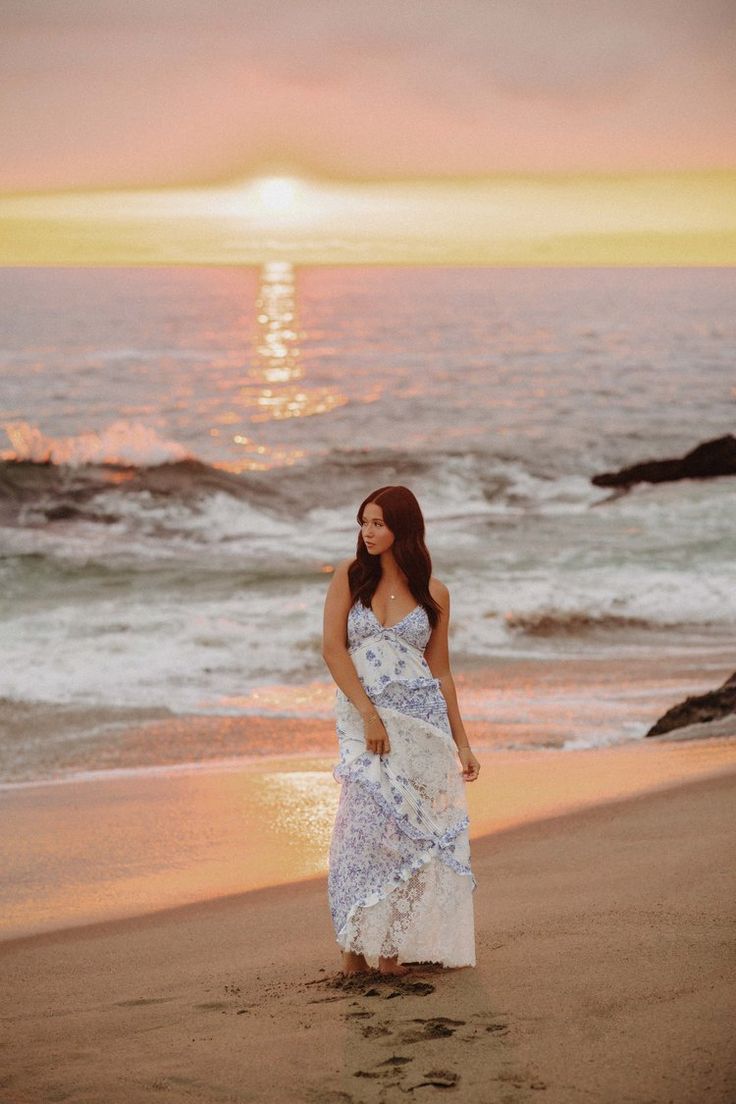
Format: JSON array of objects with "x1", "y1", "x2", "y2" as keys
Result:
[{"x1": 1, "y1": 0, "x2": 735, "y2": 192}]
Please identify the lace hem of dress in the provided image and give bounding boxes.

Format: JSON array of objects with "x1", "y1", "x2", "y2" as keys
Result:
[
  {"x1": 337, "y1": 857, "x2": 475, "y2": 967},
  {"x1": 335, "y1": 831, "x2": 475, "y2": 940}
]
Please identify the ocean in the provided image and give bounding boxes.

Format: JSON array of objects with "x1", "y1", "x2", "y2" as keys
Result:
[{"x1": 1, "y1": 264, "x2": 734, "y2": 785}]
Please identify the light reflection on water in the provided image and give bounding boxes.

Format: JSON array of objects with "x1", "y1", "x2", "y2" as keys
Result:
[
  {"x1": 240, "y1": 261, "x2": 348, "y2": 425},
  {"x1": 0, "y1": 260, "x2": 352, "y2": 470},
  {"x1": 255, "y1": 260, "x2": 302, "y2": 383},
  {"x1": 259, "y1": 769, "x2": 338, "y2": 875},
  {"x1": 212, "y1": 680, "x2": 336, "y2": 717}
]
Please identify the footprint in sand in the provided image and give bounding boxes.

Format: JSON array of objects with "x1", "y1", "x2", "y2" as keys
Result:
[
  {"x1": 407, "y1": 1069, "x2": 460, "y2": 1089},
  {"x1": 398, "y1": 1016, "x2": 466, "y2": 1043},
  {"x1": 305, "y1": 1091, "x2": 354, "y2": 1104},
  {"x1": 460, "y1": 1010, "x2": 511, "y2": 1040},
  {"x1": 361, "y1": 1022, "x2": 393, "y2": 1038},
  {"x1": 319, "y1": 974, "x2": 436, "y2": 998},
  {"x1": 352, "y1": 1059, "x2": 460, "y2": 1093}
]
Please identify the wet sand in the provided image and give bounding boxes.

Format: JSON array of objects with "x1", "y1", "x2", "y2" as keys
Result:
[
  {"x1": 2, "y1": 646, "x2": 733, "y2": 783},
  {"x1": 1, "y1": 766, "x2": 735, "y2": 1103},
  {"x1": 2, "y1": 729, "x2": 736, "y2": 942}
]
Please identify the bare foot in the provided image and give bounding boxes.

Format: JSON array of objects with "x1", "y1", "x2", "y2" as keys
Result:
[
  {"x1": 341, "y1": 951, "x2": 370, "y2": 975},
  {"x1": 378, "y1": 955, "x2": 411, "y2": 976}
]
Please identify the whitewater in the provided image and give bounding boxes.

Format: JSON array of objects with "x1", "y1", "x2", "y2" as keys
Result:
[{"x1": 1, "y1": 263, "x2": 734, "y2": 781}]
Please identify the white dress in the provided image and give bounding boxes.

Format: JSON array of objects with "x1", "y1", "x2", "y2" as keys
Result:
[{"x1": 327, "y1": 601, "x2": 476, "y2": 968}]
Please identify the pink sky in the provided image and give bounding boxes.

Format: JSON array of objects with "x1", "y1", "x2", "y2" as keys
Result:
[{"x1": 2, "y1": 0, "x2": 735, "y2": 193}]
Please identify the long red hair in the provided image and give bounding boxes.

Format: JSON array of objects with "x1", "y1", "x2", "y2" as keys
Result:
[{"x1": 348, "y1": 485, "x2": 441, "y2": 628}]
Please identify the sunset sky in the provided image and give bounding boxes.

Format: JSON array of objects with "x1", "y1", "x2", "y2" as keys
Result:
[{"x1": 2, "y1": 0, "x2": 735, "y2": 264}]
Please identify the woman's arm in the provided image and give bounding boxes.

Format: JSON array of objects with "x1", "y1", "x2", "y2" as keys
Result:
[
  {"x1": 322, "y1": 559, "x2": 390, "y2": 756},
  {"x1": 424, "y1": 579, "x2": 480, "y2": 782}
]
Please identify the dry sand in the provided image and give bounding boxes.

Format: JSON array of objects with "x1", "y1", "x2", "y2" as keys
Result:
[{"x1": 2, "y1": 765, "x2": 735, "y2": 1104}]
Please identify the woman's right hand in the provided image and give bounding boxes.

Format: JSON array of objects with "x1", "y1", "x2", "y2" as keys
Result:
[{"x1": 362, "y1": 710, "x2": 391, "y2": 756}]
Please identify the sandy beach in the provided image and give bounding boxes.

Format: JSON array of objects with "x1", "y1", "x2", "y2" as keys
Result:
[
  {"x1": 2, "y1": 707, "x2": 736, "y2": 942},
  {"x1": 2, "y1": 738, "x2": 735, "y2": 1103},
  {"x1": 2, "y1": 546, "x2": 734, "y2": 1104},
  {"x1": 3, "y1": 110, "x2": 735, "y2": 1104}
]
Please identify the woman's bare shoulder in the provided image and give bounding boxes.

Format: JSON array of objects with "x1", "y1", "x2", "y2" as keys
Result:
[
  {"x1": 326, "y1": 557, "x2": 354, "y2": 594},
  {"x1": 429, "y1": 576, "x2": 450, "y2": 605},
  {"x1": 324, "y1": 557, "x2": 355, "y2": 616},
  {"x1": 333, "y1": 556, "x2": 354, "y2": 577}
]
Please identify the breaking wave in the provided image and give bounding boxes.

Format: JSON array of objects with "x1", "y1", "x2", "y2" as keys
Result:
[{"x1": 0, "y1": 417, "x2": 603, "y2": 535}]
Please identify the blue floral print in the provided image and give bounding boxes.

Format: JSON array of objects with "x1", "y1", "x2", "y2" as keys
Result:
[{"x1": 327, "y1": 600, "x2": 476, "y2": 969}]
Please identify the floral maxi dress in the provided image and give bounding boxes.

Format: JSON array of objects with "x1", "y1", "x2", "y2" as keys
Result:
[{"x1": 327, "y1": 601, "x2": 476, "y2": 968}]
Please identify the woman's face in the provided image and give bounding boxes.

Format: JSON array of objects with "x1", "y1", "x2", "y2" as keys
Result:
[{"x1": 360, "y1": 502, "x2": 395, "y2": 556}]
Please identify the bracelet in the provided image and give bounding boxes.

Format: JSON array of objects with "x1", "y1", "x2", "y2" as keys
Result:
[
  {"x1": 455, "y1": 743, "x2": 471, "y2": 749},
  {"x1": 362, "y1": 712, "x2": 382, "y2": 725}
]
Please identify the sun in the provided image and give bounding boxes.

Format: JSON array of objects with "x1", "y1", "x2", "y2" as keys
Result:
[
  {"x1": 253, "y1": 176, "x2": 300, "y2": 215},
  {"x1": 228, "y1": 174, "x2": 327, "y2": 227}
]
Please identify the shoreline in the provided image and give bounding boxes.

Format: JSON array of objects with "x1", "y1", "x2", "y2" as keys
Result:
[
  {"x1": 2, "y1": 768, "x2": 735, "y2": 1103},
  {"x1": 3, "y1": 645, "x2": 734, "y2": 949},
  {"x1": 3, "y1": 760, "x2": 735, "y2": 954},
  {"x1": 2, "y1": 734, "x2": 735, "y2": 944},
  {"x1": 2, "y1": 645, "x2": 733, "y2": 787}
]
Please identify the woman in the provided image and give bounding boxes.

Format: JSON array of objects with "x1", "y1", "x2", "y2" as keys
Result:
[{"x1": 322, "y1": 485, "x2": 480, "y2": 977}]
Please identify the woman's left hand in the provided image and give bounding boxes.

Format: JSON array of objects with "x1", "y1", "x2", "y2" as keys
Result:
[{"x1": 457, "y1": 746, "x2": 480, "y2": 781}]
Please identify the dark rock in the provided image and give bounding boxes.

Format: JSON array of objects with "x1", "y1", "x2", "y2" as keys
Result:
[
  {"x1": 645, "y1": 672, "x2": 736, "y2": 737},
  {"x1": 44, "y1": 503, "x2": 119, "y2": 523},
  {"x1": 591, "y1": 435, "x2": 736, "y2": 488}
]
